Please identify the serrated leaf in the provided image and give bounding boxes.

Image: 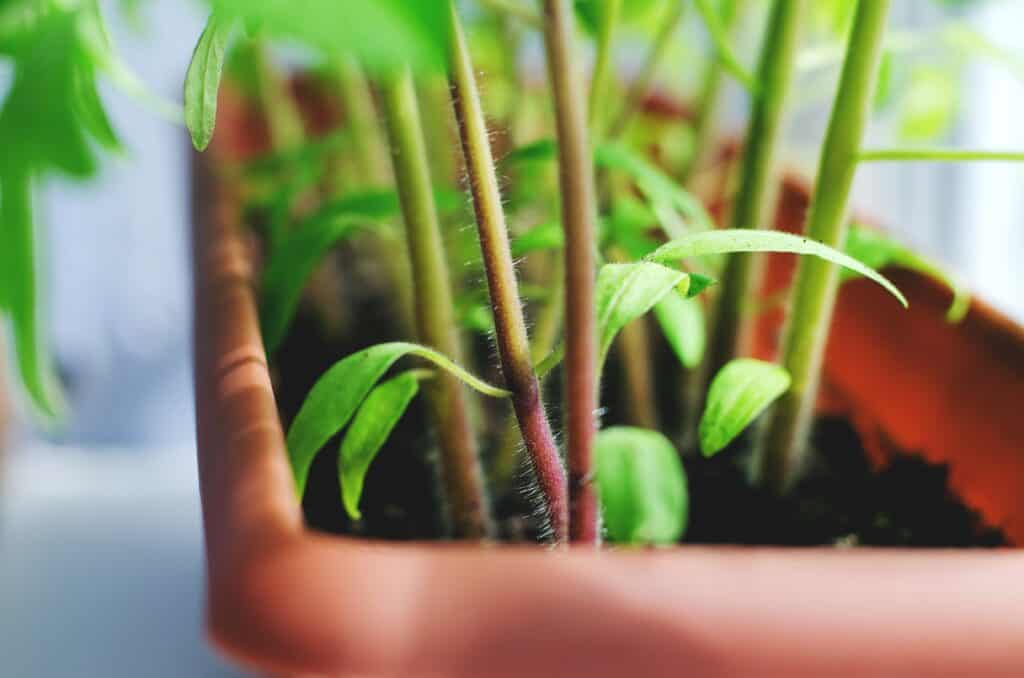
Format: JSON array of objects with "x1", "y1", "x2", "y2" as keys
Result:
[
  {"x1": 699, "y1": 359, "x2": 791, "y2": 457},
  {"x1": 287, "y1": 342, "x2": 508, "y2": 497},
  {"x1": 260, "y1": 190, "x2": 402, "y2": 352},
  {"x1": 843, "y1": 224, "x2": 969, "y2": 322},
  {"x1": 595, "y1": 142, "x2": 716, "y2": 236},
  {"x1": 596, "y1": 262, "x2": 687, "y2": 366},
  {"x1": 338, "y1": 371, "x2": 421, "y2": 520},
  {"x1": 209, "y1": 0, "x2": 449, "y2": 75},
  {"x1": 653, "y1": 291, "x2": 706, "y2": 369},
  {"x1": 648, "y1": 229, "x2": 909, "y2": 308},
  {"x1": 185, "y1": 13, "x2": 232, "y2": 151},
  {"x1": 597, "y1": 426, "x2": 688, "y2": 544}
]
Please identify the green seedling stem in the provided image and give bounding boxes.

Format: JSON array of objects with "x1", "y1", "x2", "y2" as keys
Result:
[
  {"x1": 380, "y1": 67, "x2": 493, "y2": 538},
  {"x1": 754, "y1": 0, "x2": 892, "y2": 493},
  {"x1": 704, "y1": 0, "x2": 805, "y2": 387}
]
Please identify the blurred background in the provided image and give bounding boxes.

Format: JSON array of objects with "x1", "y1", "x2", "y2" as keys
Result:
[{"x1": 1, "y1": 0, "x2": 1021, "y2": 675}]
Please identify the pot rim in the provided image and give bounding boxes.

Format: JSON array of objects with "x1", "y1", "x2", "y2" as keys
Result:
[{"x1": 192, "y1": 156, "x2": 1024, "y2": 678}]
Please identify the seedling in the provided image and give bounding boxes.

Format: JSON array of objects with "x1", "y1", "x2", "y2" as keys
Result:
[{"x1": 4, "y1": 0, "x2": 1022, "y2": 550}]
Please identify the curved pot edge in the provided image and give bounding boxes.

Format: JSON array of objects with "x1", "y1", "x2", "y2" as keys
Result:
[{"x1": 192, "y1": 154, "x2": 1024, "y2": 678}]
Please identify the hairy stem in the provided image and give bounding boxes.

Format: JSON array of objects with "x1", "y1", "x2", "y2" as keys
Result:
[
  {"x1": 607, "y1": 0, "x2": 687, "y2": 140},
  {"x1": 704, "y1": 0, "x2": 805, "y2": 385},
  {"x1": 542, "y1": 0, "x2": 601, "y2": 545},
  {"x1": 680, "y1": 0, "x2": 745, "y2": 183},
  {"x1": 380, "y1": 68, "x2": 493, "y2": 539},
  {"x1": 754, "y1": 0, "x2": 891, "y2": 493},
  {"x1": 448, "y1": 2, "x2": 569, "y2": 542}
]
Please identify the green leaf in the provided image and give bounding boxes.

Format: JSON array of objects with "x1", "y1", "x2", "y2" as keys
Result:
[
  {"x1": 843, "y1": 224, "x2": 969, "y2": 322},
  {"x1": 185, "y1": 13, "x2": 233, "y2": 151},
  {"x1": 338, "y1": 371, "x2": 421, "y2": 520},
  {"x1": 899, "y1": 65, "x2": 957, "y2": 141},
  {"x1": 260, "y1": 190, "x2": 402, "y2": 352},
  {"x1": 0, "y1": 166, "x2": 64, "y2": 418},
  {"x1": 595, "y1": 143, "x2": 716, "y2": 236},
  {"x1": 700, "y1": 359, "x2": 791, "y2": 457},
  {"x1": 648, "y1": 229, "x2": 909, "y2": 308},
  {"x1": 597, "y1": 426, "x2": 688, "y2": 544},
  {"x1": 653, "y1": 291, "x2": 706, "y2": 369},
  {"x1": 286, "y1": 342, "x2": 508, "y2": 497},
  {"x1": 596, "y1": 262, "x2": 687, "y2": 366},
  {"x1": 501, "y1": 138, "x2": 557, "y2": 167},
  {"x1": 511, "y1": 220, "x2": 564, "y2": 257},
  {"x1": 209, "y1": 0, "x2": 449, "y2": 75}
]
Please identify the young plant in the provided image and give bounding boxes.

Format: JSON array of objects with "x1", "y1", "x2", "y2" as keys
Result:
[{"x1": 753, "y1": 0, "x2": 893, "y2": 492}]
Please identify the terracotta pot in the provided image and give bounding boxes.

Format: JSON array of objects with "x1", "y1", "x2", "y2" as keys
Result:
[{"x1": 193, "y1": 91, "x2": 1024, "y2": 676}]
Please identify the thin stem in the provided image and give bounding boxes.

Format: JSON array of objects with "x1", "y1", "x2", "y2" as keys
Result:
[
  {"x1": 588, "y1": 0, "x2": 622, "y2": 138},
  {"x1": 380, "y1": 68, "x2": 493, "y2": 539},
  {"x1": 542, "y1": 0, "x2": 601, "y2": 545},
  {"x1": 334, "y1": 58, "x2": 390, "y2": 187},
  {"x1": 858, "y1": 148, "x2": 1024, "y2": 163},
  {"x1": 680, "y1": 0, "x2": 746, "y2": 183},
  {"x1": 607, "y1": 0, "x2": 687, "y2": 140},
  {"x1": 704, "y1": 0, "x2": 805, "y2": 386},
  {"x1": 754, "y1": 0, "x2": 891, "y2": 493},
  {"x1": 333, "y1": 59, "x2": 416, "y2": 337},
  {"x1": 448, "y1": 1, "x2": 569, "y2": 543}
]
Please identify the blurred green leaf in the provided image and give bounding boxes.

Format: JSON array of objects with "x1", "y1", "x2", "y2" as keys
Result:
[
  {"x1": 596, "y1": 142, "x2": 716, "y2": 237},
  {"x1": 653, "y1": 291, "x2": 706, "y2": 369},
  {"x1": 260, "y1": 189, "x2": 402, "y2": 352},
  {"x1": 287, "y1": 342, "x2": 508, "y2": 497},
  {"x1": 511, "y1": 220, "x2": 564, "y2": 257},
  {"x1": 209, "y1": 0, "x2": 450, "y2": 74},
  {"x1": 185, "y1": 13, "x2": 234, "y2": 151},
  {"x1": 843, "y1": 224, "x2": 969, "y2": 322},
  {"x1": 899, "y1": 65, "x2": 957, "y2": 141},
  {"x1": 597, "y1": 426, "x2": 688, "y2": 544},
  {"x1": 338, "y1": 370, "x2": 421, "y2": 519},
  {"x1": 699, "y1": 359, "x2": 790, "y2": 457}
]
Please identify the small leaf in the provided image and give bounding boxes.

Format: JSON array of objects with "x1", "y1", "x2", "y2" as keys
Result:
[
  {"x1": 648, "y1": 229, "x2": 909, "y2": 308},
  {"x1": 699, "y1": 359, "x2": 791, "y2": 457},
  {"x1": 596, "y1": 262, "x2": 687, "y2": 366},
  {"x1": 843, "y1": 224, "x2": 969, "y2": 322},
  {"x1": 287, "y1": 342, "x2": 508, "y2": 497},
  {"x1": 185, "y1": 12, "x2": 232, "y2": 151},
  {"x1": 653, "y1": 291, "x2": 706, "y2": 369},
  {"x1": 511, "y1": 220, "x2": 564, "y2": 257},
  {"x1": 597, "y1": 427, "x2": 688, "y2": 544},
  {"x1": 595, "y1": 143, "x2": 716, "y2": 236},
  {"x1": 338, "y1": 371, "x2": 421, "y2": 520}
]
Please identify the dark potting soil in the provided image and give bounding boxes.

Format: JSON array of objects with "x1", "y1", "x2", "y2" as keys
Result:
[{"x1": 270, "y1": 252, "x2": 1006, "y2": 547}]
